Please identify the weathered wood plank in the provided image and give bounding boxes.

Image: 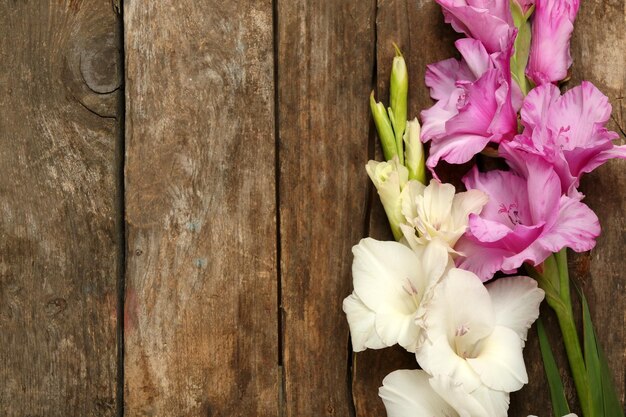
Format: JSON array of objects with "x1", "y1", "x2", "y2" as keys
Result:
[
  {"x1": 0, "y1": 1, "x2": 122, "y2": 416},
  {"x1": 276, "y1": 1, "x2": 376, "y2": 416},
  {"x1": 123, "y1": 1, "x2": 278, "y2": 416}
]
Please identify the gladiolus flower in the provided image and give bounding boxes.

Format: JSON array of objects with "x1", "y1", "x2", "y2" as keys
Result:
[
  {"x1": 343, "y1": 238, "x2": 450, "y2": 352},
  {"x1": 415, "y1": 270, "x2": 544, "y2": 394},
  {"x1": 502, "y1": 82, "x2": 626, "y2": 195},
  {"x1": 421, "y1": 34, "x2": 519, "y2": 172},
  {"x1": 400, "y1": 179, "x2": 488, "y2": 253},
  {"x1": 455, "y1": 159, "x2": 600, "y2": 281}
]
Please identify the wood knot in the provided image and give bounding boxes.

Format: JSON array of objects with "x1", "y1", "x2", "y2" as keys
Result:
[{"x1": 79, "y1": 32, "x2": 121, "y2": 95}]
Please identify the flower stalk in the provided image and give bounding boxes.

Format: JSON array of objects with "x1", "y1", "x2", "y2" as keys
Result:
[{"x1": 533, "y1": 250, "x2": 592, "y2": 417}]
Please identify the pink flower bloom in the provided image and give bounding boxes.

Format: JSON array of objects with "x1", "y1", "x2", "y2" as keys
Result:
[
  {"x1": 455, "y1": 158, "x2": 600, "y2": 282},
  {"x1": 421, "y1": 35, "x2": 519, "y2": 174},
  {"x1": 435, "y1": 0, "x2": 513, "y2": 54},
  {"x1": 501, "y1": 82, "x2": 626, "y2": 195},
  {"x1": 526, "y1": 0, "x2": 580, "y2": 85}
]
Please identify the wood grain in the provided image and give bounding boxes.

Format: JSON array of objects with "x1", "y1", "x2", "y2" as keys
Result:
[
  {"x1": 123, "y1": 1, "x2": 278, "y2": 416},
  {"x1": 0, "y1": 1, "x2": 122, "y2": 416},
  {"x1": 276, "y1": 1, "x2": 376, "y2": 416}
]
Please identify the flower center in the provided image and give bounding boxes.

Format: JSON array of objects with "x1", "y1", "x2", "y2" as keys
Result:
[
  {"x1": 401, "y1": 278, "x2": 420, "y2": 307},
  {"x1": 498, "y1": 202, "x2": 522, "y2": 226}
]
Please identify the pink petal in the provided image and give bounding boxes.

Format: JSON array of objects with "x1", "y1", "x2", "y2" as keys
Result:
[
  {"x1": 455, "y1": 38, "x2": 491, "y2": 78},
  {"x1": 455, "y1": 236, "x2": 509, "y2": 282},
  {"x1": 436, "y1": 0, "x2": 512, "y2": 53},
  {"x1": 538, "y1": 195, "x2": 600, "y2": 253},
  {"x1": 426, "y1": 133, "x2": 491, "y2": 169},
  {"x1": 547, "y1": 82, "x2": 613, "y2": 149},
  {"x1": 420, "y1": 90, "x2": 463, "y2": 142},
  {"x1": 526, "y1": 0, "x2": 580, "y2": 85},
  {"x1": 463, "y1": 167, "x2": 532, "y2": 227},
  {"x1": 426, "y1": 58, "x2": 474, "y2": 101}
]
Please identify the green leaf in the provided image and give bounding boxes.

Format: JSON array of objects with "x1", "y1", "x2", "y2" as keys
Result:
[
  {"x1": 581, "y1": 291, "x2": 603, "y2": 417},
  {"x1": 537, "y1": 318, "x2": 571, "y2": 417},
  {"x1": 580, "y1": 290, "x2": 625, "y2": 417}
]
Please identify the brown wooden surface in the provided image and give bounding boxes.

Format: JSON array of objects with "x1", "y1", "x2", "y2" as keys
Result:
[
  {"x1": 276, "y1": 1, "x2": 376, "y2": 416},
  {"x1": 0, "y1": 0, "x2": 623, "y2": 416},
  {"x1": 0, "y1": 1, "x2": 122, "y2": 416},
  {"x1": 123, "y1": 1, "x2": 278, "y2": 416}
]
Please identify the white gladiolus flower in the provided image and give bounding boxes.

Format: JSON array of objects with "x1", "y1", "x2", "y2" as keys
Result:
[
  {"x1": 366, "y1": 158, "x2": 409, "y2": 240},
  {"x1": 379, "y1": 369, "x2": 510, "y2": 417},
  {"x1": 400, "y1": 179, "x2": 488, "y2": 252},
  {"x1": 343, "y1": 238, "x2": 451, "y2": 352},
  {"x1": 415, "y1": 269, "x2": 544, "y2": 393}
]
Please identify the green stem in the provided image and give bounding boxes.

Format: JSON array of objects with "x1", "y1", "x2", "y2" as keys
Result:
[{"x1": 544, "y1": 250, "x2": 592, "y2": 417}]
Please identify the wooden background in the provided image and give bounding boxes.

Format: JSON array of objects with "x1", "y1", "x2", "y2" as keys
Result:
[{"x1": 0, "y1": 0, "x2": 623, "y2": 416}]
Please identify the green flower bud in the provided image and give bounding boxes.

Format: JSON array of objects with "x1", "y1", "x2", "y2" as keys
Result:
[
  {"x1": 370, "y1": 91, "x2": 398, "y2": 161},
  {"x1": 366, "y1": 158, "x2": 409, "y2": 241},
  {"x1": 390, "y1": 44, "x2": 408, "y2": 164},
  {"x1": 403, "y1": 118, "x2": 426, "y2": 184},
  {"x1": 510, "y1": 0, "x2": 535, "y2": 96}
]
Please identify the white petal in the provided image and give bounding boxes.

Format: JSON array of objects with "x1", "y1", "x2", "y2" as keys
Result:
[
  {"x1": 415, "y1": 334, "x2": 482, "y2": 393},
  {"x1": 342, "y1": 293, "x2": 386, "y2": 351},
  {"x1": 421, "y1": 268, "x2": 495, "y2": 347},
  {"x1": 376, "y1": 309, "x2": 421, "y2": 352},
  {"x1": 471, "y1": 385, "x2": 510, "y2": 417},
  {"x1": 401, "y1": 179, "x2": 426, "y2": 225},
  {"x1": 429, "y1": 375, "x2": 499, "y2": 417},
  {"x1": 379, "y1": 370, "x2": 458, "y2": 417},
  {"x1": 486, "y1": 276, "x2": 544, "y2": 343},
  {"x1": 399, "y1": 223, "x2": 421, "y2": 252},
  {"x1": 352, "y1": 238, "x2": 423, "y2": 314},
  {"x1": 352, "y1": 238, "x2": 438, "y2": 351},
  {"x1": 421, "y1": 180, "x2": 456, "y2": 229},
  {"x1": 451, "y1": 189, "x2": 489, "y2": 231},
  {"x1": 466, "y1": 326, "x2": 528, "y2": 392}
]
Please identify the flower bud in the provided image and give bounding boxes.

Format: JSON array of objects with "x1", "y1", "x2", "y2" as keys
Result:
[
  {"x1": 403, "y1": 118, "x2": 426, "y2": 184},
  {"x1": 365, "y1": 158, "x2": 409, "y2": 240},
  {"x1": 510, "y1": 0, "x2": 535, "y2": 95},
  {"x1": 370, "y1": 91, "x2": 398, "y2": 161},
  {"x1": 390, "y1": 44, "x2": 408, "y2": 163}
]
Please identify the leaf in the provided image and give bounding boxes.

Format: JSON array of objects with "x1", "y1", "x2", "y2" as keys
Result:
[
  {"x1": 581, "y1": 291, "x2": 603, "y2": 417},
  {"x1": 537, "y1": 318, "x2": 571, "y2": 417},
  {"x1": 580, "y1": 290, "x2": 625, "y2": 417}
]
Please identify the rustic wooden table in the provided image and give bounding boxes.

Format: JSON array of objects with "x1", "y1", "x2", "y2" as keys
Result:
[{"x1": 0, "y1": 1, "x2": 623, "y2": 416}]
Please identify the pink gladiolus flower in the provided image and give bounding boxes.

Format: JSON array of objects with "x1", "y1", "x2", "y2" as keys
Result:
[
  {"x1": 455, "y1": 158, "x2": 600, "y2": 282},
  {"x1": 435, "y1": 0, "x2": 513, "y2": 54},
  {"x1": 526, "y1": 0, "x2": 580, "y2": 85},
  {"x1": 501, "y1": 82, "x2": 626, "y2": 195},
  {"x1": 421, "y1": 34, "x2": 519, "y2": 174}
]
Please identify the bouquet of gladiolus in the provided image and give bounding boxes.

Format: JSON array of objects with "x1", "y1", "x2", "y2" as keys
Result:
[{"x1": 342, "y1": 1, "x2": 626, "y2": 416}]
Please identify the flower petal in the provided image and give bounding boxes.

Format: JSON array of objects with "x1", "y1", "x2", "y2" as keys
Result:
[
  {"x1": 467, "y1": 326, "x2": 528, "y2": 392},
  {"x1": 430, "y1": 375, "x2": 509, "y2": 417},
  {"x1": 486, "y1": 276, "x2": 544, "y2": 343},
  {"x1": 352, "y1": 238, "x2": 423, "y2": 314},
  {"x1": 379, "y1": 370, "x2": 458, "y2": 417},
  {"x1": 342, "y1": 293, "x2": 386, "y2": 351},
  {"x1": 537, "y1": 195, "x2": 600, "y2": 253}
]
